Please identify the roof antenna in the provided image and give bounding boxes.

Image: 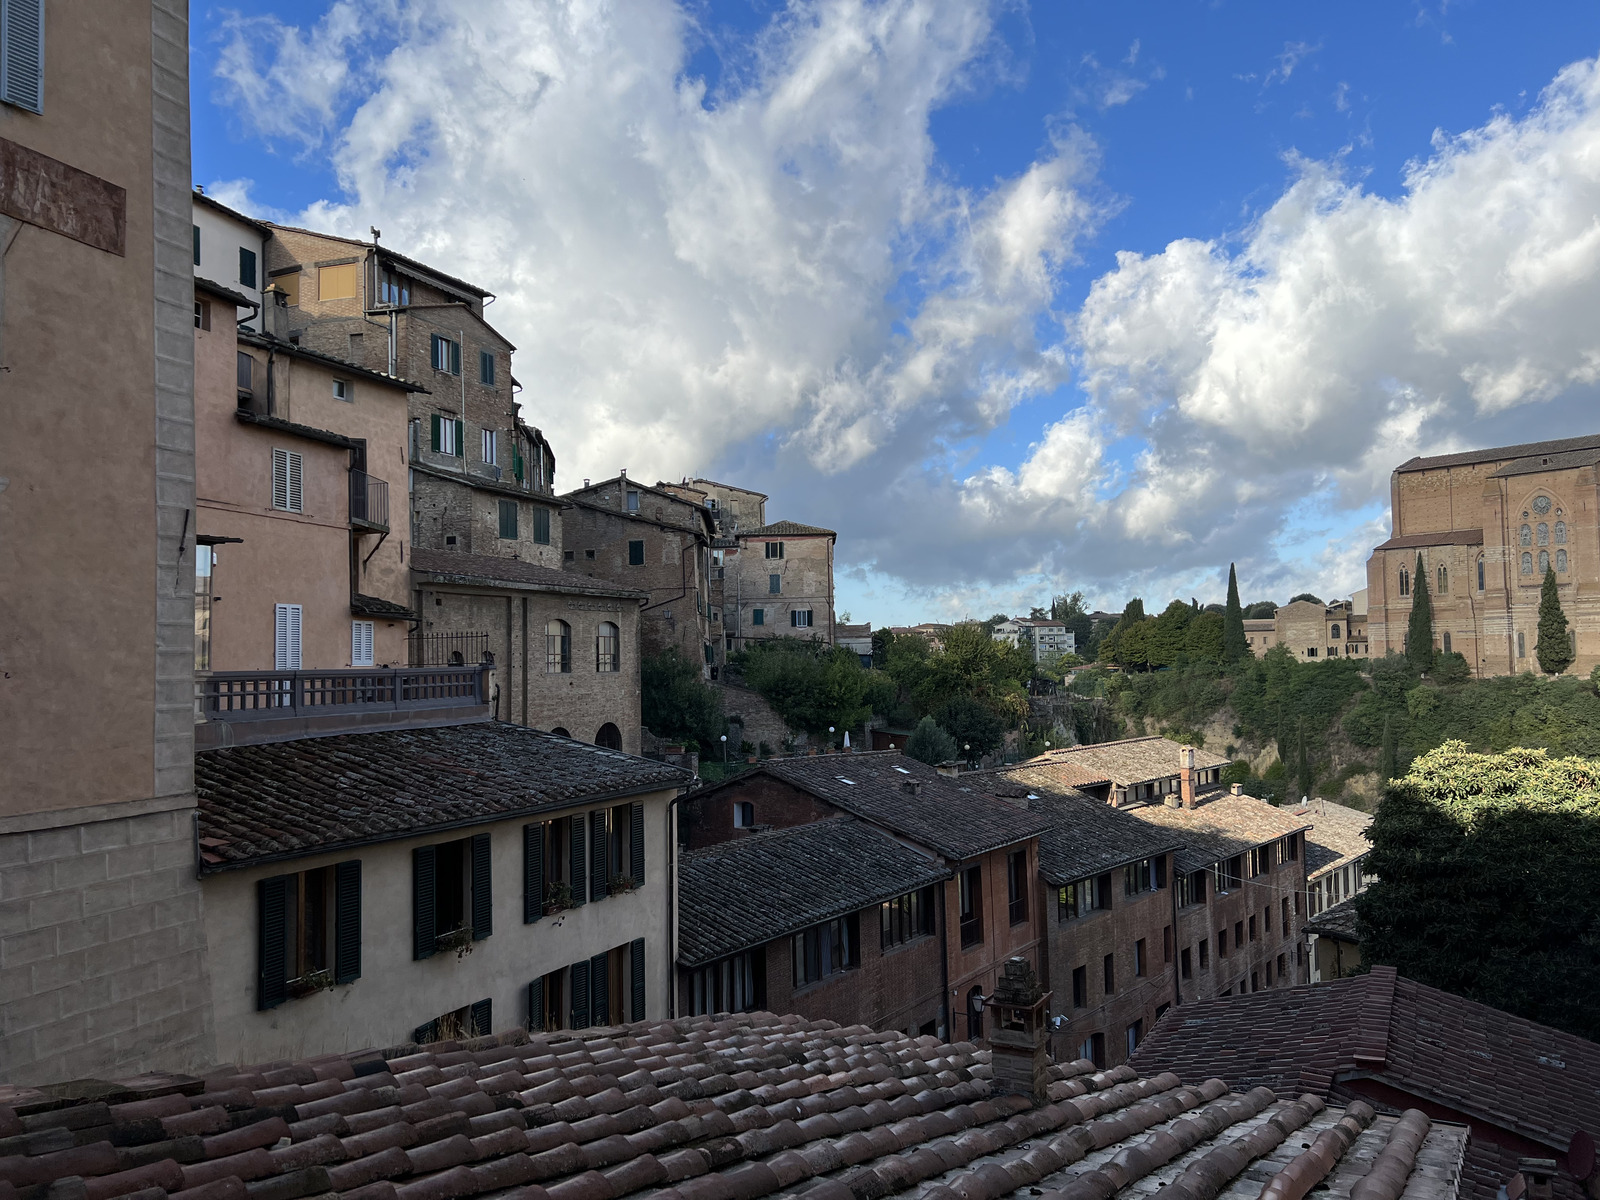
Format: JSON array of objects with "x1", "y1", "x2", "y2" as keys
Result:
[{"x1": 371, "y1": 226, "x2": 382, "y2": 247}]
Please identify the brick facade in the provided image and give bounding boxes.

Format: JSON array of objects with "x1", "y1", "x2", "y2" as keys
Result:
[{"x1": 677, "y1": 773, "x2": 837, "y2": 851}]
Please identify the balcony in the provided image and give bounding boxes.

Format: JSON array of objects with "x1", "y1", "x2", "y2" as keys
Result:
[
  {"x1": 408, "y1": 631, "x2": 491, "y2": 667},
  {"x1": 195, "y1": 664, "x2": 491, "y2": 749},
  {"x1": 350, "y1": 469, "x2": 390, "y2": 531}
]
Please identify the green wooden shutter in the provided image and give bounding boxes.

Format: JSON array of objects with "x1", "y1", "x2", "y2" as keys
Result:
[
  {"x1": 630, "y1": 803, "x2": 645, "y2": 886},
  {"x1": 630, "y1": 938, "x2": 646, "y2": 1021},
  {"x1": 469, "y1": 997, "x2": 492, "y2": 1038},
  {"x1": 569, "y1": 816, "x2": 586, "y2": 907},
  {"x1": 333, "y1": 860, "x2": 362, "y2": 984},
  {"x1": 470, "y1": 832, "x2": 493, "y2": 939},
  {"x1": 413, "y1": 1019, "x2": 439, "y2": 1044},
  {"x1": 523, "y1": 823, "x2": 544, "y2": 924},
  {"x1": 451, "y1": 341, "x2": 461, "y2": 375},
  {"x1": 569, "y1": 960, "x2": 590, "y2": 1029},
  {"x1": 590, "y1": 951, "x2": 609, "y2": 1026},
  {"x1": 590, "y1": 811, "x2": 608, "y2": 902},
  {"x1": 430, "y1": 414, "x2": 441, "y2": 452},
  {"x1": 527, "y1": 976, "x2": 545, "y2": 1031},
  {"x1": 412, "y1": 846, "x2": 437, "y2": 960},
  {"x1": 257, "y1": 876, "x2": 289, "y2": 1011},
  {"x1": 453, "y1": 419, "x2": 464, "y2": 457}
]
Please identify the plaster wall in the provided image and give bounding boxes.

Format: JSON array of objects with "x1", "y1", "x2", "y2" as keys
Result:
[
  {"x1": 726, "y1": 535, "x2": 836, "y2": 649},
  {"x1": 192, "y1": 203, "x2": 263, "y2": 317}
]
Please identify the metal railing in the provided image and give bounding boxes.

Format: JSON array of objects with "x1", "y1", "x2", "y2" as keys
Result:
[
  {"x1": 350, "y1": 469, "x2": 390, "y2": 531},
  {"x1": 408, "y1": 631, "x2": 491, "y2": 667},
  {"x1": 198, "y1": 665, "x2": 485, "y2": 722}
]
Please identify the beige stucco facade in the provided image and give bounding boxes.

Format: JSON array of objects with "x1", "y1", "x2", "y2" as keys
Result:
[
  {"x1": 201, "y1": 789, "x2": 677, "y2": 1063},
  {"x1": 0, "y1": 0, "x2": 217, "y2": 1082},
  {"x1": 1242, "y1": 601, "x2": 1368, "y2": 661}
]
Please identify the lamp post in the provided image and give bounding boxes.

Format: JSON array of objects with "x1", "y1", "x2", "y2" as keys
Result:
[
  {"x1": 829, "y1": 725, "x2": 835, "y2": 751},
  {"x1": 720, "y1": 734, "x2": 727, "y2": 764}
]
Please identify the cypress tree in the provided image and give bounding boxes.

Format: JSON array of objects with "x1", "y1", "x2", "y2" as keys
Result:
[
  {"x1": 1378, "y1": 713, "x2": 1396, "y2": 786},
  {"x1": 1223, "y1": 563, "x2": 1248, "y2": 663},
  {"x1": 1406, "y1": 552, "x2": 1435, "y2": 673},
  {"x1": 1535, "y1": 567, "x2": 1574, "y2": 675}
]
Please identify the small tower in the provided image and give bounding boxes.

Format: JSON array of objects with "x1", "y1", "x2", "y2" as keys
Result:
[{"x1": 987, "y1": 957, "x2": 1051, "y2": 1103}]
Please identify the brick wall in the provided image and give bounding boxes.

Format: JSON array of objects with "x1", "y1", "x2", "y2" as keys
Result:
[
  {"x1": 757, "y1": 911, "x2": 946, "y2": 1035},
  {"x1": 678, "y1": 775, "x2": 837, "y2": 851},
  {"x1": 1173, "y1": 855, "x2": 1307, "y2": 1004},
  {"x1": 412, "y1": 475, "x2": 563, "y2": 570},
  {"x1": 720, "y1": 683, "x2": 794, "y2": 756}
]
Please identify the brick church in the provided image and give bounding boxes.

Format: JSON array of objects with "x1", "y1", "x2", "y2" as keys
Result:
[{"x1": 1366, "y1": 432, "x2": 1600, "y2": 677}]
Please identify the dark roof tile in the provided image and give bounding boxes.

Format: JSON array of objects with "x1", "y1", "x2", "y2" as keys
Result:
[
  {"x1": 1395, "y1": 432, "x2": 1600, "y2": 473},
  {"x1": 966, "y1": 776, "x2": 1181, "y2": 884}
]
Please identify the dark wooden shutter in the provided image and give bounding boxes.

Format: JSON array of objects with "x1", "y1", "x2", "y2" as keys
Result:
[
  {"x1": 453, "y1": 419, "x2": 465, "y2": 457},
  {"x1": 590, "y1": 951, "x2": 610, "y2": 1026},
  {"x1": 523, "y1": 823, "x2": 544, "y2": 924},
  {"x1": 569, "y1": 960, "x2": 590, "y2": 1029},
  {"x1": 333, "y1": 860, "x2": 362, "y2": 983},
  {"x1": 471, "y1": 832, "x2": 493, "y2": 939},
  {"x1": 470, "y1": 997, "x2": 492, "y2": 1038},
  {"x1": 257, "y1": 875, "x2": 289, "y2": 1011},
  {"x1": 527, "y1": 976, "x2": 545, "y2": 1031},
  {"x1": 630, "y1": 938, "x2": 646, "y2": 1021},
  {"x1": 430, "y1": 413, "x2": 441, "y2": 452},
  {"x1": 590, "y1": 811, "x2": 608, "y2": 901},
  {"x1": 413, "y1": 846, "x2": 437, "y2": 960},
  {"x1": 569, "y1": 816, "x2": 586, "y2": 907},
  {"x1": 413, "y1": 1019, "x2": 440, "y2": 1044},
  {"x1": 451, "y1": 341, "x2": 461, "y2": 376},
  {"x1": 630, "y1": 803, "x2": 645, "y2": 886}
]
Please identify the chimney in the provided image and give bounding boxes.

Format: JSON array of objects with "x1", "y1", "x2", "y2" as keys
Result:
[
  {"x1": 935, "y1": 761, "x2": 962, "y2": 779},
  {"x1": 1520, "y1": 1160, "x2": 1557, "y2": 1200},
  {"x1": 262, "y1": 285, "x2": 291, "y2": 340},
  {"x1": 619, "y1": 467, "x2": 627, "y2": 478},
  {"x1": 986, "y1": 958, "x2": 1050, "y2": 1103},
  {"x1": 901, "y1": 779, "x2": 924, "y2": 796},
  {"x1": 1230, "y1": 783, "x2": 1244, "y2": 796},
  {"x1": 1179, "y1": 746, "x2": 1196, "y2": 810}
]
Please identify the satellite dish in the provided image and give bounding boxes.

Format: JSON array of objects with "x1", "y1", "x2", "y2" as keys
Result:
[{"x1": 1570, "y1": 1130, "x2": 1596, "y2": 1182}]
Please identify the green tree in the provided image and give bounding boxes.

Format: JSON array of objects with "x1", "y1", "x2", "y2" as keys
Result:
[
  {"x1": 1223, "y1": 564, "x2": 1248, "y2": 663},
  {"x1": 1243, "y1": 600, "x2": 1279, "y2": 619},
  {"x1": 1183, "y1": 611, "x2": 1225, "y2": 664},
  {"x1": 1288, "y1": 592, "x2": 1325, "y2": 605},
  {"x1": 1050, "y1": 590, "x2": 1095, "y2": 654},
  {"x1": 1535, "y1": 567, "x2": 1573, "y2": 675},
  {"x1": 1147, "y1": 600, "x2": 1195, "y2": 667},
  {"x1": 903, "y1": 715, "x2": 957, "y2": 765},
  {"x1": 1356, "y1": 742, "x2": 1600, "y2": 1041},
  {"x1": 871, "y1": 626, "x2": 896, "y2": 668},
  {"x1": 738, "y1": 639, "x2": 883, "y2": 738},
  {"x1": 1295, "y1": 719, "x2": 1313, "y2": 803},
  {"x1": 1406, "y1": 553, "x2": 1435, "y2": 674},
  {"x1": 641, "y1": 648, "x2": 726, "y2": 748},
  {"x1": 935, "y1": 693, "x2": 1007, "y2": 759},
  {"x1": 1377, "y1": 713, "x2": 1397, "y2": 785}
]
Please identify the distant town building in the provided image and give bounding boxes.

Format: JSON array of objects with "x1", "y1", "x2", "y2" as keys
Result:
[
  {"x1": 835, "y1": 621, "x2": 874, "y2": 666},
  {"x1": 1243, "y1": 598, "x2": 1369, "y2": 660},
  {"x1": 889, "y1": 623, "x2": 953, "y2": 652},
  {"x1": 192, "y1": 190, "x2": 268, "y2": 325},
  {"x1": 993, "y1": 617, "x2": 1075, "y2": 662},
  {"x1": 723, "y1": 520, "x2": 838, "y2": 652}
]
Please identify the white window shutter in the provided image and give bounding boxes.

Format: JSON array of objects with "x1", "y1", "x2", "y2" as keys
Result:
[
  {"x1": 1, "y1": 0, "x2": 45, "y2": 114},
  {"x1": 352, "y1": 621, "x2": 374, "y2": 666},
  {"x1": 287, "y1": 451, "x2": 303, "y2": 512},
  {"x1": 275, "y1": 604, "x2": 302, "y2": 670},
  {"x1": 272, "y1": 449, "x2": 289, "y2": 510}
]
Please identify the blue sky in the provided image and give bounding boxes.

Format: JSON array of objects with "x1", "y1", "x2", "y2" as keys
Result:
[{"x1": 191, "y1": 1, "x2": 1600, "y2": 623}]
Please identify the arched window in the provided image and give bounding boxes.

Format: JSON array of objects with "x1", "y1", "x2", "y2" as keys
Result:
[
  {"x1": 595, "y1": 723, "x2": 622, "y2": 750},
  {"x1": 1555, "y1": 521, "x2": 1567, "y2": 544},
  {"x1": 1539, "y1": 549, "x2": 1550, "y2": 575},
  {"x1": 1398, "y1": 566, "x2": 1410, "y2": 596},
  {"x1": 1437, "y1": 565, "x2": 1448, "y2": 595},
  {"x1": 1330, "y1": 624, "x2": 1341, "y2": 639},
  {"x1": 1478, "y1": 556, "x2": 1485, "y2": 590},
  {"x1": 1520, "y1": 524, "x2": 1533, "y2": 546},
  {"x1": 1521, "y1": 551, "x2": 1534, "y2": 575},
  {"x1": 1537, "y1": 522, "x2": 1549, "y2": 546},
  {"x1": 546, "y1": 619, "x2": 571, "y2": 673},
  {"x1": 1557, "y1": 549, "x2": 1568, "y2": 573},
  {"x1": 595, "y1": 621, "x2": 619, "y2": 672},
  {"x1": 1442, "y1": 632, "x2": 1452, "y2": 655},
  {"x1": 550, "y1": 727, "x2": 571, "y2": 738}
]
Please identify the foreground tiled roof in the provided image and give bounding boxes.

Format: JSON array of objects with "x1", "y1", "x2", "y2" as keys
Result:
[
  {"x1": 196, "y1": 723, "x2": 689, "y2": 868},
  {"x1": 746, "y1": 753, "x2": 1051, "y2": 860},
  {"x1": 1304, "y1": 897, "x2": 1361, "y2": 941},
  {"x1": 411, "y1": 549, "x2": 649, "y2": 600},
  {"x1": 677, "y1": 818, "x2": 949, "y2": 966},
  {"x1": 1296, "y1": 800, "x2": 1373, "y2": 877},
  {"x1": 1395, "y1": 431, "x2": 1600, "y2": 473},
  {"x1": 971, "y1": 776, "x2": 1182, "y2": 885},
  {"x1": 1131, "y1": 966, "x2": 1599, "y2": 1200},
  {"x1": 1116, "y1": 794, "x2": 1312, "y2": 875},
  {"x1": 0, "y1": 1012, "x2": 1465, "y2": 1200},
  {"x1": 1018, "y1": 738, "x2": 1230, "y2": 789}
]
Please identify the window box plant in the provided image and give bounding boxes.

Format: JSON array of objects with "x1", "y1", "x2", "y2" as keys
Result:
[
  {"x1": 435, "y1": 926, "x2": 474, "y2": 959},
  {"x1": 607, "y1": 876, "x2": 638, "y2": 896},
  {"x1": 543, "y1": 881, "x2": 574, "y2": 915},
  {"x1": 287, "y1": 968, "x2": 335, "y2": 997}
]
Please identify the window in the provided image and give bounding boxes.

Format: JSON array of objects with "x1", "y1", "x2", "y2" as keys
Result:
[
  {"x1": 1213, "y1": 856, "x2": 1242, "y2": 893},
  {"x1": 1555, "y1": 520, "x2": 1567, "y2": 544},
  {"x1": 1443, "y1": 631, "x2": 1452, "y2": 654},
  {"x1": 959, "y1": 865, "x2": 983, "y2": 947},
  {"x1": 274, "y1": 604, "x2": 302, "y2": 671},
  {"x1": 479, "y1": 350, "x2": 496, "y2": 386},
  {"x1": 1538, "y1": 522, "x2": 1550, "y2": 546},
  {"x1": 791, "y1": 610, "x2": 813, "y2": 628},
  {"x1": 546, "y1": 620, "x2": 571, "y2": 673},
  {"x1": 1176, "y1": 870, "x2": 1207, "y2": 908},
  {"x1": 1217, "y1": 927, "x2": 1228, "y2": 957},
  {"x1": 1103, "y1": 953, "x2": 1115, "y2": 995},
  {"x1": 498, "y1": 499, "x2": 518, "y2": 540},
  {"x1": 192, "y1": 225, "x2": 200, "y2": 265},
  {"x1": 751, "y1": 608, "x2": 765, "y2": 627},
  {"x1": 1479, "y1": 557, "x2": 1485, "y2": 590},
  {"x1": 1248, "y1": 846, "x2": 1270, "y2": 877},
  {"x1": 351, "y1": 621, "x2": 374, "y2": 667},
  {"x1": 1278, "y1": 833, "x2": 1298, "y2": 862},
  {"x1": 1125, "y1": 1020, "x2": 1143, "y2": 1057},
  {"x1": 1558, "y1": 549, "x2": 1568, "y2": 573},
  {"x1": 431, "y1": 415, "x2": 463, "y2": 456},
  {"x1": 482, "y1": 428, "x2": 498, "y2": 465},
  {"x1": 531, "y1": 508, "x2": 550, "y2": 545},
  {"x1": 1398, "y1": 566, "x2": 1409, "y2": 596},
  {"x1": 1522, "y1": 551, "x2": 1534, "y2": 576},
  {"x1": 255, "y1": 862, "x2": 362, "y2": 1009},
  {"x1": 1437, "y1": 565, "x2": 1448, "y2": 594},
  {"x1": 1235, "y1": 919, "x2": 1244, "y2": 947},
  {"x1": 239, "y1": 247, "x2": 258, "y2": 290},
  {"x1": 194, "y1": 300, "x2": 211, "y2": 330},
  {"x1": 594, "y1": 723, "x2": 622, "y2": 751},
  {"x1": 1518, "y1": 631, "x2": 1526, "y2": 658},
  {"x1": 1180, "y1": 947, "x2": 1192, "y2": 979},
  {"x1": 237, "y1": 352, "x2": 254, "y2": 397},
  {"x1": 318, "y1": 262, "x2": 357, "y2": 301},
  {"x1": 1277, "y1": 952, "x2": 1287, "y2": 982},
  {"x1": 688, "y1": 950, "x2": 761, "y2": 1016},
  {"x1": 1249, "y1": 914, "x2": 1257, "y2": 941},
  {"x1": 1164, "y1": 924, "x2": 1173, "y2": 963},
  {"x1": 768, "y1": 573, "x2": 781, "y2": 594},
  {"x1": 1307, "y1": 647, "x2": 1317, "y2": 658},
  {"x1": 765, "y1": 542, "x2": 784, "y2": 559},
  {"x1": 1080, "y1": 1032, "x2": 1106, "y2": 1070},
  {"x1": 430, "y1": 333, "x2": 462, "y2": 374},
  {"x1": 626, "y1": 491, "x2": 640, "y2": 512},
  {"x1": 1198, "y1": 938, "x2": 1209, "y2": 969},
  {"x1": 1007, "y1": 850, "x2": 1028, "y2": 925},
  {"x1": 596, "y1": 622, "x2": 620, "y2": 672},
  {"x1": 881, "y1": 886, "x2": 937, "y2": 948},
  {"x1": 271, "y1": 449, "x2": 304, "y2": 513},
  {"x1": 1282, "y1": 896, "x2": 1290, "y2": 934},
  {"x1": 412, "y1": 834, "x2": 492, "y2": 961},
  {"x1": 332, "y1": 378, "x2": 350, "y2": 402},
  {"x1": 733, "y1": 801, "x2": 755, "y2": 828},
  {"x1": 1331, "y1": 623, "x2": 1340, "y2": 639},
  {"x1": 1057, "y1": 879, "x2": 1099, "y2": 921},
  {"x1": 628, "y1": 540, "x2": 645, "y2": 566},
  {"x1": 1521, "y1": 524, "x2": 1533, "y2": 547},
  {"x1": 1540, "y1": 549, "x2": 1551, "y2": 575},
  {"x1": 793, "y1": 914, "x2": 857, "y2": 987},
  {"x1": 1124, "y1": 857, "x2": 1163, "y2": 895},
  {"x1": 1134, "y1": 938, "x2": 1147, "y2": 977},
  {"x1": 1072, "y1": 965, "x2": 1087, "y2": 1008}
]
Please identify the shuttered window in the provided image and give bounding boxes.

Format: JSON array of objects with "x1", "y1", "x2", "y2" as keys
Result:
[
  {"x1": 498, "y1": 499, "x2": 518, "y2": 540},
  {"x1": 257, "y1": 876, "x2": 289, "y2": 1011},
  {"x1": 257, "y1": 861, "x2": 361, "y2": 1009},
  {"x1": 568, "y1": 816, "x2": 586, "y2": 907},
  {"x1": 0, "y1": 0, "x2": 44, "y2": 113},
  {"x1": 469, "y1": 998, "x2": 492, "y2": 1038},
  {"x1": 412, "y1": 845, "x2": 437, "y2": 960},
  {"x1": 533, "y1": 508, "x2": 551, "y2": 545},
  {"x1": 589, "y1": 811, "x2": 608, "y2": 902},
  {"x1": 351, "y1": 621, "x2": 374, "y2": 667},
  {"x1": 630, "y1": 803, "x2": 645, "y2": 885},
  {"x1": 430, "y1": 415, "x2": 464, "y2": 456},
  {"x1": 628, "y1": 540, "x2": 645, "y2": 566},
  {"x1": 272, "y1": 448, "x2": 303, "y2": 512},
  {"x1": 479, "y1": 350, "x2": 496, "y2": 386},
  {"x1": 470, "y1": 831, "x2": 493, "y2": 939},
  {"x1": 239, "y1": 247, "x2": 258, "y2": 290},
  {"x1": 333, "y1": 861, "x2": 362, "y2": 984},
  {"x1": 527, "y1": 976, "x2": 545, "y2": 1031},
  {"x1": 431, "y1": 334, "x2": 461, "y2": 374},
  {"x1": 523, "y1": 822, "x2": 544, "y2": 924},
  {"x1": 273, "y1": 604, "x2": 302, "y2": 671},
  {"x1": 569, "y1": 959, "x2": 590, "y2": 1029},
  {"x1": 318, "y1": 262, "x2": 357, "y2": 301},
  {"x1": 590, "y1": 951, "x2": 610, "y2": 1026},
  {"x1": 630, "y1": 938, "x2": 646, "y2": 1021}
]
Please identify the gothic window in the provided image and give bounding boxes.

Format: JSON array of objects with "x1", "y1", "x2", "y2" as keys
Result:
[
  {"x1": 1520, "y1": 524, "x2": 1532, "y2": 546},
  {"x1": 1539, "y1": 549, "x2": 1550, "y2": 575},
  {"x1": 1521, "y1": 552, "x2": 1534, "y2": 575},
  {"x1": 1555, "y1": 521, "x2": 1567, "y2": 544},
  {"x1": 1437, "y1": 565, "x2": 1448, "y2": 594},
  {"x1": 1538, "y1": 522, "x2": 1549, "y2": 546},
  {"x1": 1398, "y1": 566, "x2": 1410, "y2": 596},
  {"x1": 1478, "y1": 557, "x2": 1485, "y2": 590},
  {"x1": 1532, "y1": 495, "x2": 1552, "y2": 515},
  {"x1": 1557, "y1": 549, "x2": 1568, "y2": 573}
]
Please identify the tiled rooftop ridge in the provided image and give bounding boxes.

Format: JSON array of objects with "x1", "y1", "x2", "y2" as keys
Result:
[{"x1": 0, "y1": 1014, "x2": 1457, "y2": 1200}]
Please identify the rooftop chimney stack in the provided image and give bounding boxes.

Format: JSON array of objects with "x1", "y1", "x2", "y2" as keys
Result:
[
  {"x1": 1179, "y1": 746, "x2": 1196, "y2": 810},
  {"x1": 1520, "y1": 1160, "x2": 1557, "y2": 1200},
  {"x1": 987, "y1": 958, "x2": 1051, "y2": 1103},
  {"x1": 901, "y1": 779, "x2": 924, "y2": 796}
]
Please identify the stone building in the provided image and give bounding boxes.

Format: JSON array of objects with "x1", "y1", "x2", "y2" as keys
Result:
[
  {"x1": 994, "y1": 617, "x2": 1075, "y2": 662},
  {"x1": 723, "y1": 520, "x2": 838, "y2": 651},
  {"x1": 191, "y1": 189, "x2": 267, "y2": 326},
  {"x1": 678, "y1": 753, "x2": 1049, "y2": 1042},
  {"x1": 689, "y1": 477, "x2": 768, "y2": 535},
  {"x1": 1242, "y1": 598, "x2": 1369, "y2": 660},
  {"x1": 561, "y1": 474, "x2": 718, "y2": 674},
  {"x1": 0, "y1": 0, "x2": 217, "y2": 1084},
  {"x1": 1366, "y1": 432, "x2": 1600, "y2": 676}
]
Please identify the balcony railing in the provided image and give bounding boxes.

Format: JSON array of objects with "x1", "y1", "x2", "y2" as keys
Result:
[
  {"x1": 408, "y1": 631, "x2": 491, "y2": 667},
  {"x1": 198, "y1": 665, "x2": 485, "y2": 723},
  {"x1": 350, "y1": 469, "x2": 390, "y2": 531}
]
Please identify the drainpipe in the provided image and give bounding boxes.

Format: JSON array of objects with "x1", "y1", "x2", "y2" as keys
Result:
[
  {"x1": 1169, "y1": 853, "x2": 1182, "y2": 1009},
  {"x1": 666, "y1": 790, "x2": 685, "y2": 1018},
  {"x1": 937, "y1": 877, "x2": 951, "y2": 1040}
]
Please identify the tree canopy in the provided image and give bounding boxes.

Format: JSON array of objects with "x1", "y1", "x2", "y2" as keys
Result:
[
  {"x1": 735, "y1": 638, "x2": 893, "y2": 739},
  {"x1": 904, "y1": 715, "x2": 956, "y2": 765},
  {"x1": 641, "y1": 648, "x2": 726, "y2": 748}
]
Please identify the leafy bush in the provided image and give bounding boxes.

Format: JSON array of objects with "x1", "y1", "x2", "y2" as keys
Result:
[
  {"x1": 642, "y1": 648, "x2": 725, "y2": 748},
  {"x1": 935, "y1": 693, "x2": 1006, "y2": 758},
  {"x1": 736, "y1": 638, "x2": 891, "y2": 739},
  {"x1": 904, "y1": 715, "x2": 957, "y2": 765}
]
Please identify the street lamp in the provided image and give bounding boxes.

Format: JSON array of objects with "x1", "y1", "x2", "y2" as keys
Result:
[
  {"x1": 828, "y1": 725, "x2": 835, "y2": 751},
  {"x1": 720, "y1": 734, "x2": 727, "y2": 764}
]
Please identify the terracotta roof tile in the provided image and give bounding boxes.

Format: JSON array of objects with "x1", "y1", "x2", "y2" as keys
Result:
[
  {"x1": 1015, "y1": 738, "x2": 1231, "y2": 789},
  {"x1": 1297, "y1": 799, "x2": 1374, "y2": 877},
  {"x1": 1113, "y1": 793, "x2": 1312, "y2": 874},
  {"x1": 966, "y1": 776, "x2": 1182, "y2": 884}
]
